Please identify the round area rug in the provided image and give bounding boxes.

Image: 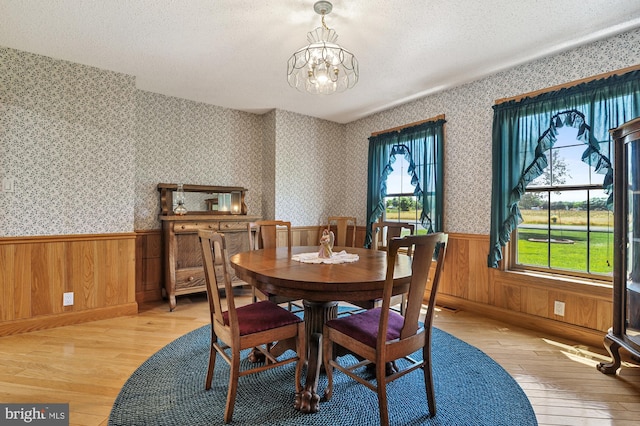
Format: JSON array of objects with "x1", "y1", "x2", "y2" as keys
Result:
[{"x1": 109, "y1": 326, "x2": 537, "y2": 426}]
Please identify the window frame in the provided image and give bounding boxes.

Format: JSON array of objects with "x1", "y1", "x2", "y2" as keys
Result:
[{"x1": 510, "y1": 184, "x2": 614, "y2": 281}]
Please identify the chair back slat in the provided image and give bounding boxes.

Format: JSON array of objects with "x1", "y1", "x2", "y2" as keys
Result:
[
  {"x1": 328, "y1": 216, "x2": 357, "y2": 247},
  {"x1": 381, "y1": 233, "x2": 448, "y2": 344},
  {"x1": 250, "y1": 220, "x2": 292, "y2": 249},
  {"x1": 199, "y1": 230, "x2": 237, "y2": 331}
]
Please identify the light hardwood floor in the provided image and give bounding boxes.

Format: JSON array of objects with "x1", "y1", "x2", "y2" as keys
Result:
[{"x1": 0, "y1": 294, "x2": 638, "y2": 426}]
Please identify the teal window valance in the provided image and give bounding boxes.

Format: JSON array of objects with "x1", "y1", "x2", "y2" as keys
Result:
[
  {"x1": 365, "y1": 118, "x2": 445, "y2": 247},
  {"x1": 488, "y1": 70, "x2": 640, "y2": 268}
]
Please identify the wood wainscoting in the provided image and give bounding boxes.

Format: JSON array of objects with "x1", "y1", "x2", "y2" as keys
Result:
[
  {"x1": 135, "y1": 230, "x2": 163, "y2": 304},
  {"x1": 436, "y1": 233, "x2": 613, "y2": 348},
  {"x1": 0, "y1": 233, "x2": 137, "y2": 336},
  {"x1": 134, "y1": 228, "x2": 612, "y2": 347}
]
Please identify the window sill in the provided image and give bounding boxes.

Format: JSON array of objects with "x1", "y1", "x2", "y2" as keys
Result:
[{"x1": 497, "y1": 268, "x2": 612, "y2": 297}]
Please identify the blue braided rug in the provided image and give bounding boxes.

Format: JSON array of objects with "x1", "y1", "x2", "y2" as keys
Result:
[{"x1": 109, "y1": 325, "x2": 537, "y2": 425}]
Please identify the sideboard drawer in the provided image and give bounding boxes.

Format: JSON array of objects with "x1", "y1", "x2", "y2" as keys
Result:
[
  {"x1": 173, "y1": 222, "x2": 219, "y2": 233},
  {"x1": 219, "y1": 221, "x2": 250, "y2": 231},
  {"x1": 175, "y1": 268, "x2": 206, "y2": 291}
]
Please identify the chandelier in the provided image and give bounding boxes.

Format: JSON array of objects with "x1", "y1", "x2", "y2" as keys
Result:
[{"x1": 287, "y1": 1, "x2": 359, "y2": 95}]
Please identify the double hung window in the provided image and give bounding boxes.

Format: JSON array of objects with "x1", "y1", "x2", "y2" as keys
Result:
[
  {"x1": 365, "y1": 117, "x2": 445, "y2": 246},
  {"x1": 489, "y1": 69, "x2": 640, "y2": 281}
]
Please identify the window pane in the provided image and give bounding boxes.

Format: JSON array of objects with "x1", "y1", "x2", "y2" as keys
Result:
[
  {"x1": 589, "y1": 189, "x2": 614, "y2": 274},
  {"x1": 549, "y1": 190, "x2": 587, "y2": 271},
  {"x1": 517, "y1": 192, "x2": 549, "y2": 267},
  {"x1": 555, "y1": 145, "x2": 592, "y2": 186},
  {"x1": 553, "y1": 126, "x2": 579, "y2": 148},
  {"x1": 386, "y1": 155, "x2": 417, "y2": 194}
]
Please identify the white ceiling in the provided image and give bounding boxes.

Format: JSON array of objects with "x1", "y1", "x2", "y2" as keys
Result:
[{"x1": 2, "y1": 0, "x2": 640, "y2": 124}]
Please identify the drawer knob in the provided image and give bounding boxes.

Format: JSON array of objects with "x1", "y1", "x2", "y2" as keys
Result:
[{"x1": 188, "y1": 276, "x2": 194, "y2": 281}]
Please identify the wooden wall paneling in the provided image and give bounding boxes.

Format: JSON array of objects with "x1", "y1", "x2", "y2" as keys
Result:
[
  {"x1": 134, "y1": 230, "x2": 163, "y2": 303},
  {"x1": 68, "y1": 240, "x2": 97, "y2": 310},
  {"x1": 31, "y1": 242, "x2": 64, "y2": 316},
  {"x1": 14, "y1": 244, "x2": 31, "y2": 320},
  {"x1": 50, "y1": 242, "x2": 66, "y2": 314},
  {"x1": 440, "y1": 236, "x2": 470, "y2": 299},
  {"x1": 123, "y1": 237, "x2": 136, "y2": 304},
  {"x1": 96, "y1": 239, "x2": 115, "y2": 306},
  {"x1": 135, "y1": 233, "x2": 145, "y2": 297},
  {"x1": 522, "y1": 285, "x2": 549, "y2": 317},
  {"x1": 0, "y1": 244, "x2": 16, "y2": 321},
  {"x1": 467, "y1": 235, "x2": 490, "y2": 303},
  {"x1": 144, "y1": 256, "x2": 162, "y2": 293},
  {"x1": 596, "y1": 299, "x2": 613, "y2": 332},
  {"x1": 549, "y1": 291, "x2": 598, "y2": 329},
  {"x1": 0, "y1": 234, "x2": 137, "y2": 336},
  {"x1": 493, "y1": 281, "x2": 522, "y2": 312}
]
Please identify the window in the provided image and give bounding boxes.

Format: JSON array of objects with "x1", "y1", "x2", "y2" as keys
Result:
[
  {"x1": 365, "y1": 117, "x2": 445, "y2": 247},
  {"x1": 513, "y1": 125, "x2": 614, "y2": 277},
  {"x1": 489, "y1": 68, "x2": 640, "y2": 281},
  {"x1": 384, "y1": 152, "x2": 428, "y2": 235}
]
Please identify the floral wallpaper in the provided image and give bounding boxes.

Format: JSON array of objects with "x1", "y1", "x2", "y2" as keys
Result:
[
  {"x1": 274, "y1": 109, "x2": 346, "y2": 226},
  {"x1": 134, "y1": 90, "x2": 265, "y2": 230},
  {"x1": 2, "y1": 28, "x2": 640, "y2": 237},
  {"x1": 0, "y1": 47, "x2": 136, "y2": 236}
]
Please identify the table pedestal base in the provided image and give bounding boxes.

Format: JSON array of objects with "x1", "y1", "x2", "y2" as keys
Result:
[{"x1": 294, "y1": 300, "x2": 337, "y2": 414}]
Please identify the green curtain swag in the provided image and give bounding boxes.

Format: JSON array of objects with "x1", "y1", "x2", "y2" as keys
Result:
[
  {"x1": 365, "y1": 119, "x2": 445, "y2": 247},
  {"x1": 488, "y1": 70, "x2": 640, "y2": 268}
]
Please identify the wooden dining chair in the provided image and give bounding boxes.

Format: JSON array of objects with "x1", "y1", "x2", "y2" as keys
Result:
[
  {"x1": 247, "y1": 220, "x2": 301, "y2": 312},
  {"x1": 322, "y1": 232, "x2": 448, "y2": 426},
  {"x1": 199, "y1": 230, "x2": 305, "y2": 423},
  {"x1": 327, "y1": 216, "x2": 357, "y2": 247}
]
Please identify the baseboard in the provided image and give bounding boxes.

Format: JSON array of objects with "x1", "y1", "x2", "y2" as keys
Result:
[
  {"x1": 0, "y1": 303, "x2": 139, "y2": 337},
  {"x1": 436, "y1": 294, "x2": 605, "y2": 349}
]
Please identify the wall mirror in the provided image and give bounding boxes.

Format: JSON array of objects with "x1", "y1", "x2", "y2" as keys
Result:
[{"x1": 157, "y1": 183, "x2": 248, "y2": 216}]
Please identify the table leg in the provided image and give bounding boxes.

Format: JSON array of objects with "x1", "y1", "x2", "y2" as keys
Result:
[{"x1": 294, "y1": 300, "x2": 338, "y2": 414}]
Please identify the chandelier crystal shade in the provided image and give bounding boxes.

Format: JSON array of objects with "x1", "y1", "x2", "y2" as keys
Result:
[{"x1": 287, "y1": 1, "x2": 359, "y2": 95}]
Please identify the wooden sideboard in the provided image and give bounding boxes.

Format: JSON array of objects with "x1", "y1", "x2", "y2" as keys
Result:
[{"x1": 157, "y1": 183, "x2": 259, "y2": 310}]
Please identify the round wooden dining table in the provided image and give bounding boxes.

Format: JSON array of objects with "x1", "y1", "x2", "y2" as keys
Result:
[{"x1": 230, "y1": 245, "x2": 412, "y2": 414}]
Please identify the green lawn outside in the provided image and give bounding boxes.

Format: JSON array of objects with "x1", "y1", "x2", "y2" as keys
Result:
[
  {"x1": 517, "y1": 228, "x2": 613, "y2": 274},
  {"x1": 386, "y1": 208, "x2": 613, "y2": 274}
]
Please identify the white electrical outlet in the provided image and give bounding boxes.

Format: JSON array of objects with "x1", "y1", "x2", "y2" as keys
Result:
[
  {"x1": 63, "y1": 292, "x2": 74, "y2": 306},
  {"x1": 554, "y1": 300, "x2": 565, "y2": 316}
]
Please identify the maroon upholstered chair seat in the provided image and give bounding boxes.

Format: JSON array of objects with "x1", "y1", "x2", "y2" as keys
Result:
[
  {"x1": 223, "y1": 300, "x2": 302, "y2": 336},
  {"x1": 325, "y1": 307, "x2": 407, "y2": 348}
]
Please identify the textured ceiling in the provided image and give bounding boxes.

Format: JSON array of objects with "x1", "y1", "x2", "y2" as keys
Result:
[{"x1": 2, "y1": 0, "x2": 640, "y2": 123}]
